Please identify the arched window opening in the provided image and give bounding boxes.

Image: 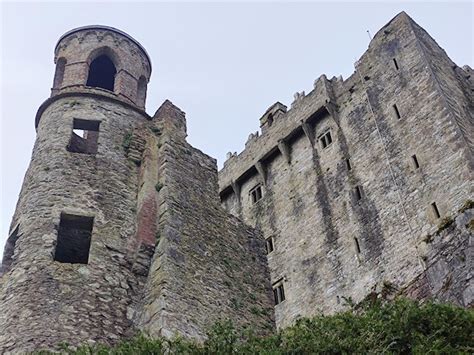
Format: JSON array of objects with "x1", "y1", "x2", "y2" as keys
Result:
[
  {"x1": 137, "y1": 76, "x2": 147, "y2": 106},
  {"x1": 86, "y1": 55, "x2": 117, "y2": 91},
  {"x1": 53, "y1": 58, "x2": 66, "y2": 89}
]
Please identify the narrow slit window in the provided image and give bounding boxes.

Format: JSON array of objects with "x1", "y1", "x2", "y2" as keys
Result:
[
  {"x1": 54, "y1": 213, "x2": 94, "y2": 264},
  {"x1": 393, "y1": 58, "x2": 400, "y2": 70},
  {"x1": 354, "y1": 237, "x2": 361, "y2": 254},
  {"x1": 273, "y1": 282, "x2": 286, "y2": 305},
  {"x1": 273, "y1": 288, "x2": 279, "y2": 305},
  {"x1": 431, "y1": 202, "x2": 441, "y2": 219},
  {"x1": 1, "y1": 225, "x2": 20, "y2": 274},
  {"x1": 278, "y1": 284, "x2": 285, "y2": 302},
  {"x1": 319, "y1": 130, "x2": 333, "y2": 149},
  {"x1": 266, "y1": 236, "x2": 274, "y2": 254},
  {"x1": 355, "y1": 185, "x2": 362, "y2": 201},
  {"x1": 67, "y1": 118, "x2": 100, "y2": 155},
  {"x1": 346, "y1": 158, "x2": 352, "y2": 171},
  {"x1": 267, "y1": 113, "x2": 274, "y2": 127},
  {"x1": 411, "y1": 154, "x2": 420, "y2": 169},
  {"x1": 250, "y1": 185, "x2": 263, "y2": 204},
  {"x1": 392, "y1": 104, "x2": 401, "y2": 119}
]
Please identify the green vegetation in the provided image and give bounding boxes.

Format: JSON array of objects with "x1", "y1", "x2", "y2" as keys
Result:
[
  {"x1": 437, "y1": 216, "x2": 454, "y2": 232},
  {"x1": 458, "y1": 199, "x2": 474, "y2": 213},
  {"x1": 122, "y1": 132, "x2": 133, "y2": 151},
  {"x1": 155, "y1": 182, "x2": 163, "y2": 193},
  {"x1": 39, "y1": 298, "x2": 473, "y2": 354}
]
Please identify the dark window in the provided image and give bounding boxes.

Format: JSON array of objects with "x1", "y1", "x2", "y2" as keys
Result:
[
  {"x1": 1, "y1": 225, "x2": 20, "y2": 274},
  {"x1": 354, "y1": 237, "x2": 361, "y2": 254},
  {"x1": 53, "y1": 58, "x2": 66, "y2": 90},
  {"x1": 273, "y1": 283, "x2": 285, "y2": 305},
  {"x1": 355, "y1": 186, "x2": 362, "y2": 201},
  {"x1": 54, "y1": 213, "x2": 94, "y2": 264},
  {"x1": 266, "y1": 236, "x2": 274, "y2": 254},
  {"x1": 267, "y1": 113, "x2": 274, "y2": 127},
  {"x1": 273, "y1": 288, "x2": 278, "y2": 304},
  {"x1": 393, "y1": 58, "x2": 400, "y2": 70},
  {"x1": 86, "y1": 55, "x2": 116, "y2": 91},
  {"x1": 411, "y1": 154, "x2": 420, "y2": 169},
  {"x1": 431, "y1": 202, "x2": 441, "y2": 219},
  {"x1": 392, "y1": 104, "x2": 401, "y2": 119},
  {"x1": 67, "y1": 118, "x2": 100, "y2": 155},
  {"x1": 250, "y1": 185, "x2": 263, "y2": 204},
  {"x1": 136, "y1": 76, "x2": 147, "y2": 106},
  {"x1": 278, "y1": 284, "x2": 285, "y2": 302},
  {"x1": 273, "y1": 283, "x2": 286, "y2": 305},
  {"x1": 319, "y1": 131, "x2": 333, "y2": 149},
  {"x1": 346, "y1": 158, "x2": 352, "y2": 171}
]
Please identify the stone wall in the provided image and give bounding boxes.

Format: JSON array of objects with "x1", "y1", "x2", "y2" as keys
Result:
[
  {"x1": 135, "y1": 101, "x2": 275, "y2": 340},
  {"x1": 219, "y1": 12, "x2": 473, "y2": 328},
  {"x1": 402, "y1": 206, "x2": 473, "y2": 306},
  {"x1": 0, "y1": 94, "x2": 274, "y2": 352},
  {"x1": 0, "y1": 22, "x2": 276, "y2": 352},
  {"x1": 0, "y1": 94, "x2": 153, "y2": 353}
]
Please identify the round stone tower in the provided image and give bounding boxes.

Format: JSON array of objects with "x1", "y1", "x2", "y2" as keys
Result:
[{"x1": 0, "y1": 26, "x2": 153, "y2": 352}]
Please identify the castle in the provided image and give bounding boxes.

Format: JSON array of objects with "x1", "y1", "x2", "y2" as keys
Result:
[{"x1": 0, "y1": 12, "x2": 472, "y2": 353}]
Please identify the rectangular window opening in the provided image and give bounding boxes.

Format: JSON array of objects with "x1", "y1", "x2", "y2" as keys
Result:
[
  {"x1": 346, "y1": 158, "x2": 352, "y2": 171},
  {"x1": 431, "y1": 202, "x2": 441, "y2": 219},
  {"x1": 278, "y1": 284, "x2": 285, "y2": 302},
  {"x1": 54, "y1": 213, "x2": 94, "y2": 264},
  {"x1": 411, "y1": 154, "x2": 420, "y2": 169},
  {"x1": 319, "y1": 130, "x2": 333, "y2": 149},
  {"x1": 354, "y1": 237, "x2": 361, "y2": 254},
  {"x1": 392, "y1": 104, "x2": 401, "y2": 119},
  {"x1": 250, "y1": 185, "x2": 263, "y2": 204},
  {"x1": 1, "y1": 225, "x2": 20, "y2": 274},
  {"x1": 393, "y1": 58, "x2": 399, "y2": 70},
  {"x1": 273, "y1": 282, "x2": 286, "y2": 305},
  {"x1": 273, "y1": 288, "x2": 278, "y2": 305},
  {"x1": 67, "y1": 118, "x2": 100, "y2": 155},
  {"x1": 355, "y1": 185, "x2": 362, "y2": 201},
  {"x1": 266, "y1": 236, "x2": 274, "y2": 254}
]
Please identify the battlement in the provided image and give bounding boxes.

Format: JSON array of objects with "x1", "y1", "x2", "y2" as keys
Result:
[
  {"x1": 221, "y1": 74, "x2": 339, "y2": 193},
  {"x1": 220, "y1": 12, "x2": 422, "y2": 193}
]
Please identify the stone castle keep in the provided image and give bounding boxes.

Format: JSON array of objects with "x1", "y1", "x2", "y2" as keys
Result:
[{"x1": 0, "y1": 12, "x2": 472, "y2": 352}]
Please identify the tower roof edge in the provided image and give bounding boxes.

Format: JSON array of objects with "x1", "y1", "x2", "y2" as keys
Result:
[{"x1": 55, "y1": 25, "x2": 152, "y2": 72}]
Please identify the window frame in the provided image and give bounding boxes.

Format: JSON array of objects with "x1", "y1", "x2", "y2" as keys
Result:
[
  {"x1": 319, "y1": 130, "x2": 333, "y2": 149},
  {"x1": 250, "y1": 184, "x2": 263, "y2": 204}
]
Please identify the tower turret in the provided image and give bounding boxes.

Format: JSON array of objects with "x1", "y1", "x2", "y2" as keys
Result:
[
  {"x1": 51, "y1": 25, "x2": 151, "y2": 109},
  {"x1": 0, "y1": 26, "x2": 154, "y2": 352},
  {"x1": 0, "y1": 24, "x2": 275, "y2": 353}
]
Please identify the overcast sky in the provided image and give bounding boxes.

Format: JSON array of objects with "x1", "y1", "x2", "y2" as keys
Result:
[{"x1": 1, "y1": 1, "x2": 472, "y2": 253}]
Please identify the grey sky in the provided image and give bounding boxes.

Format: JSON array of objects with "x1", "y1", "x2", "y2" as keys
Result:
[{"x1": 1, "y1": 1, "x2": 472, "y2": 253}]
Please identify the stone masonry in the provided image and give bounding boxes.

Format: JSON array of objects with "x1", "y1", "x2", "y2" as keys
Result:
[
  {"x1": 0, "y1": 11, "x2": 472, "y2": 353},
  {"x1": 0, "y1": 26, "x2": 273, "y2": 353},
  {"x1": 219, "y1": 12, "x2": 473, "y2": 328}
]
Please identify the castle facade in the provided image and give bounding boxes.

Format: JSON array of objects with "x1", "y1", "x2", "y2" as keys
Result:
[{"x1": 0, "y1": 12, "x2": 472, "y2": 353}]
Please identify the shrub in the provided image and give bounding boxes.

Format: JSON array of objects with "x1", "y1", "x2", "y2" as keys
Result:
[{"x1": 39, "y1": 298, "x2": 473, "y2": 354}]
